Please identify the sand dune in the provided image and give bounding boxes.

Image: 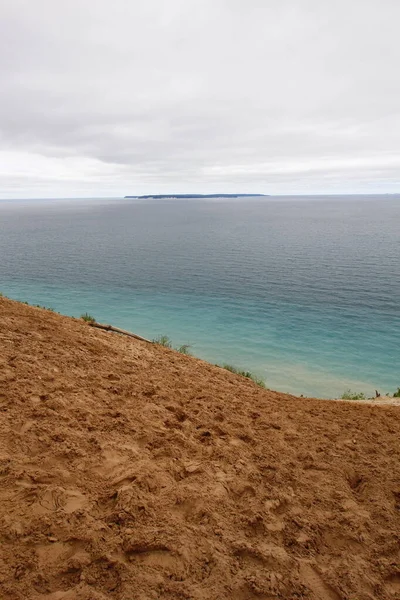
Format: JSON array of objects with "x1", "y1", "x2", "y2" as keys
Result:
[{"x1": 0, "y1": 296, "x2": 399, "y2": 599}]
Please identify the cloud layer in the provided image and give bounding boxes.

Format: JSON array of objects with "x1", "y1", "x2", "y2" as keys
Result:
[{"x1": 1, "y1": 0, "x2": 399, "y2": 197}]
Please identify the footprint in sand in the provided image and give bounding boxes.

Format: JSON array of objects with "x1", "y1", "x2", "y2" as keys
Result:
[{"x1": 298, "y1": 561, "x2": 341, "y2": 600}]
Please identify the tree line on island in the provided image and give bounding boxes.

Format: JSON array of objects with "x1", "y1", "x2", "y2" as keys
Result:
[{"x1": 124, "y1": 194, "x2": 268, "y2": 199}]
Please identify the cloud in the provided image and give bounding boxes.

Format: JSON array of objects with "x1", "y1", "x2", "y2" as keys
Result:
[{"x1": 0, "y1": 0, "x2": 399, "y2": 197}]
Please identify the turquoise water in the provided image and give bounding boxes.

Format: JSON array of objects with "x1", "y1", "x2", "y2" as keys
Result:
[{"x1": 1, "y1": 195, "x2": 399, "y2": 398}]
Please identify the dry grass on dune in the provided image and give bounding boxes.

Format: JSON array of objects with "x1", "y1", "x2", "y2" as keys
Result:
[{"x1": 0, "y1": 296, "x2": 399, "y2": 600}]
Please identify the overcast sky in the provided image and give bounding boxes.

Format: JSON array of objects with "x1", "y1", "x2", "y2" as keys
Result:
[{"x1": 1, "y1": 0, "x2": 399, "y2": 198}]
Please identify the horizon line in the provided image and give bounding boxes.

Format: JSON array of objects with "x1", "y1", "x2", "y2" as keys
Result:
[{"x1": 1, "y1": 192, "x2": 400, "y2": 201}]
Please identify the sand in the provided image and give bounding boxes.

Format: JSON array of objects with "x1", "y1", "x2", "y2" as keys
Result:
[{"x1": 0, "y1": 296, "x2": 399, "y2": 600}]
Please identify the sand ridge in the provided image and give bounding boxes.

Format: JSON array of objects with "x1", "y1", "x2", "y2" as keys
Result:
[{"x1": 0, "y1": 296, "x2": 399, "y2": 599}]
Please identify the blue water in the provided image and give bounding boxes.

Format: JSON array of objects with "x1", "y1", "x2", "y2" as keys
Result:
[{"x1": 0, "y1": 195, "x2": 399, "y2": 398}]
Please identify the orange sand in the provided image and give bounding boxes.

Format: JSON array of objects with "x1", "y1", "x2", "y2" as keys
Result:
[{"x1": 0, "y1": 296, "x2": 399, "y2": 599}]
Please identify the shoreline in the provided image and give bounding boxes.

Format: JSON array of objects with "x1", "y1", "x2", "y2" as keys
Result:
[
  {"x1": 330, "y1": 395, "x2": 400, "y2": 406},
  {"x1": 2, "y1": 293, "x2": 398, "y2": 405}
]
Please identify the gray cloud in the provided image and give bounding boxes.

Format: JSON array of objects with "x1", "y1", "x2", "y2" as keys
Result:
[{"x1": 0, "y1": 0, "x2": 399, "y2": 197}]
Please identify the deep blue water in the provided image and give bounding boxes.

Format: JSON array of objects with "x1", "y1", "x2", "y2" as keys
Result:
[{"x1": 0, "y1": 195, "x2": 399, "y2": 398}]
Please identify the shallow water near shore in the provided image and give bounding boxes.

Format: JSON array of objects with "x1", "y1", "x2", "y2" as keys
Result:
[{"x1": 1, "y1": 195, "x2": 399, "y2": 398}]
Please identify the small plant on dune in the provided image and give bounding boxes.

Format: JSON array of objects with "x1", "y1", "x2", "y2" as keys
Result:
[
  {"x1": 393, "y1": 388, "x2": 400, "y2": 398},
  {"x1": 153, "y1": 335, "x2": 192, "y2": 355},
  {"x1": 176, "y1": 344, "x2": 192, "y2": 355},
  {"x1": 221, "y1": 364, "x2": 249, "y2": 376},
  {"x1": 35, "y1": 304, "x2": 55, "y2": 312},
  {"x1": 340, "y1": 390, "x2": 366, "y2": 400},
  {"x1": 81, "y1": 313, "x2": 96, "y2": 324},
  {"x1": 153, "y1": 335, "x2": 173, "y2": 348},
  {"x1": 220, "y1": 364, "x2": 266, "y2": 388},
  {"x1": 245, "y1": 374, "x2": 266, "y2": 388}
]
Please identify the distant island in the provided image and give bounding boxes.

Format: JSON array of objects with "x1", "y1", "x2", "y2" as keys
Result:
[{"x1": 124, "y1": 194, "x2": 267, "y2": 199}]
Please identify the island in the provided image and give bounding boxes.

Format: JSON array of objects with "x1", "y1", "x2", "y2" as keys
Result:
[{"x1": 124, "y1": 193, "x2": 268, "y2": 199}]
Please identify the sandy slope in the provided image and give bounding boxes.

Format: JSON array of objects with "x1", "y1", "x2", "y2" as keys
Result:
[{"x1": 0, "y1": 296, "x2": 399, "y2": 600}]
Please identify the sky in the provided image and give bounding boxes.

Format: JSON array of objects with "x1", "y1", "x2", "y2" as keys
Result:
[{"x1": 0, "y1": 0, "x2": 399, "y2": 198}]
